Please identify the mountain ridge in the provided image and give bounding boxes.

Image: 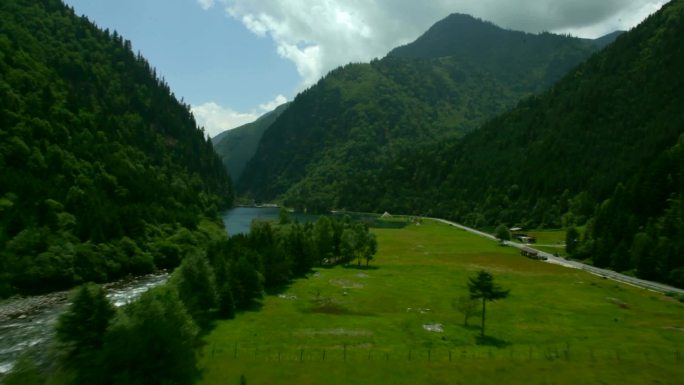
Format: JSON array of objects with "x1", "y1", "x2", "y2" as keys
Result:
[
  {"x1": 351, "y1": 0, "x2": 684, "y2": 286},
  {"x1": 212, "y1": 102, "x2": 289, "y2": 181},
  {"x1": 0, "y1": 0, "x2": 232, "y2": 296},
  {"x1": 239, "y1": 14, "x2": 603, "y2": 205}
]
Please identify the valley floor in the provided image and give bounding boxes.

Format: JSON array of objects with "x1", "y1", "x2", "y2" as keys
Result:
[{"x1": 197, "y1": 219, "x2": 684, "y2": 385}]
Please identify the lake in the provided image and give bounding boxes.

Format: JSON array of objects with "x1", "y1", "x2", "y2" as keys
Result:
[
  {"x1": 221, "y1": 207, "x2": 319, "y2": 235},
  {"x1": 220, "y1": 207, "x2": 408, "y2": 235}
]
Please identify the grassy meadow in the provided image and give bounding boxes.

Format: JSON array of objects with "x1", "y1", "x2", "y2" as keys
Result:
[{"x1": 197, "y1": 219, "x2": 684, "y2": 384}]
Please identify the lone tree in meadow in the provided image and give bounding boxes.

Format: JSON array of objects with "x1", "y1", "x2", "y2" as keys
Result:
[
  {"x1": 494, "y1": 224, "x2": 511, "y2": 244},
  {"x1": 467, "y1": 270, "x2": 510, "y2": 337}
]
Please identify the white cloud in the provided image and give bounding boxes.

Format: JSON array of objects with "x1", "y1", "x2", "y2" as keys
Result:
[
  {"x1": 192, "y1": 94, "x2": 288, "y2": 137},
  {"x1": 192, "y1": 102, "x2": 258, "y2": 137},
  {"x1": 196, "y1": 0, "x2": 215, "y2": 11},
  {"x1": 551, "y1": 1, "x2": 668, "y2": 37},
  {"x1": 259, "y1": 94, "x2": 288, "y2": 111},
  {"x1": 208, "y1": 0, "x2": 668, "y2": 90}
]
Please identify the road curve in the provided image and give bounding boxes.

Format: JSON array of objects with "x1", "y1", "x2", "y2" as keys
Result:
[{"x1": 428, "y1": 217, "x2": 684, "y2": 295}]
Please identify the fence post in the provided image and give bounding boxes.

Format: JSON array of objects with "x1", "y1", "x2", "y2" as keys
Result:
[
  {"x1": 300, "y1": 349, "x2": 304, "y2": 362},
  {"x1": 323, "y1": 349, "x2": 326, "y2": 361}
]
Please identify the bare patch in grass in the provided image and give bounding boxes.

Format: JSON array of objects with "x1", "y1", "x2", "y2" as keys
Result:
[
  {"x1": 422, "y1": 323, "x2": 443, "y2": 333},
  {"x1": 607, "y1": 297, "x2": 630, "y2": 309},
  {"x1": 329, "y1": 279, "x2": 364, "y2": 289},
  {"x1": 305, "y1": 297, "x2": 374, "y2": 316},
  {"x1": 406, "y1": 307, "x2": 431, "y2": 314}
]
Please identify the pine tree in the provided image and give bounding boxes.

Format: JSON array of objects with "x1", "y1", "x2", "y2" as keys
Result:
[
  {"x1": 56, "y1": 284, "x2": 115, "y2": 357},
  {"x1": 467, "y1": 270, "x2": 510, "y2": 337}
]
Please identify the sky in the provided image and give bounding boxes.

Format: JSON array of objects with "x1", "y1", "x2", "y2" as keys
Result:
[{"x1": 63, "y1": 0, "x2": 669, "y2": 137}]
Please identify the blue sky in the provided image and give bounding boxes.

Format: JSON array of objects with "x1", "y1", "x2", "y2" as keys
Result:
[
  {"x1": 63, "y1": 0, "x2": 668, "y2": 137},
  {"x1": 63, "y1": 0, "x2": 298, "y2": 136}
]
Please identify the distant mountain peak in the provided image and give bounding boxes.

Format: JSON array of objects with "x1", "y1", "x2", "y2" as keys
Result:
[
  {"x1": 592, "y1": 30, "x2": 625, "y2": 48},
  {"x1": 387, "y1": 12, "x2": 591, "y2": 60}
]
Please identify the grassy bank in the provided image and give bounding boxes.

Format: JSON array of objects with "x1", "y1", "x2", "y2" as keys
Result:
[{"x1": 197, "y1": 220, "x2": 684, "y2": 384}]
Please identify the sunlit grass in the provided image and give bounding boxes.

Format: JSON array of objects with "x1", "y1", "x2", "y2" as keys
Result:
[{"x1": 197, "y1": 220, "x2": 684, "y2": 385}]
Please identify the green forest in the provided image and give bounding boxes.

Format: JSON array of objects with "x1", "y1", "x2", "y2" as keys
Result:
[
  {"x1": 235, "y1": 4, "x2": 684, "y2": 287},
  {"x1": 238, "y1": 14, "x2": 606, "y2": 205},
  {"x1": 0, "y1": 0, "x2": 233, "y2": 297},
  {"x1": 1, "y1": 0, "x2": 683, "y2": 384},
  {"x1": 212, "y1": 102, "x2": 289, "y2": 183},
  {"x1": 363, "y1": 0, "x2": 684, "y2": 287},
  {"x1": 3, "y1": 214, "x2": 377, "y2": 385}
]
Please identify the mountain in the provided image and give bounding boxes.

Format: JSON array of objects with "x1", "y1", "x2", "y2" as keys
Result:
[
  {"x1": 0, "y1": 0, "x2": 232, "y2": 296},
  {"x1": 212, "y1": 102, "x2": 289, "y2": 181},
  {"x1": 592, "y1": 30, "x2": 625, "y2": 48},
  {"x1": 238, "y1": 14, "x2": 602, "y2": 207},
  {"x1": 362, "y1": 1, "x2": 684, "y2": 286}
]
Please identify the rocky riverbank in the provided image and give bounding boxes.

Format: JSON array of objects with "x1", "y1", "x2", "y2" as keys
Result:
[
  {"x1": 0, "y1": 273, "x2": 169, "y2": 375},
  {"x1": 0, "y1": 290, "x2": 70, "y2": 323}
]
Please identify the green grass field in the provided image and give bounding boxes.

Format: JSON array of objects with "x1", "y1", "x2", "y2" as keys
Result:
[{"x1": 197, "y1": 220, "x2": 684, "y2": 384}]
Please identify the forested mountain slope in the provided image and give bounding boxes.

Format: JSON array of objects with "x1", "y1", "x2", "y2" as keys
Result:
[
  {"x1": 367, "y1": 0, "x2": 684, "y2": 286},
  {"x1": 0, "y1": 0, "x2": 233, "y2": 296},
  {"x1": 212, "y1": 102, "x2": 289, "y2": 181},
  {"x1": 239, "y1": 14, "x2": 605, "y2": 206}
]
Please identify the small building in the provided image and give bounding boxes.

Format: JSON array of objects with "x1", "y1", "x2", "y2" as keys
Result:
[
  {"x1": 511, "y1": 227, "x2": 536, "y2": 244},
  {"x1": 519, "y1": 236, "x2": 537, "y2": 244}
]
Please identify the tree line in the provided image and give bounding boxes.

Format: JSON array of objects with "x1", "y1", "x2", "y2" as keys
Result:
[
  {"x1": 3, "y1": 215, "x2": 377, "y2": 385},
  {"x1": 249, "y1": 1, "x2": 684, "y2": 288},
  {"x1": 237, "y1": 15, "x2": 601, "y2": 208},
  {"x1": 0, "y1": 0, "x2": 233, "y2": 297}
]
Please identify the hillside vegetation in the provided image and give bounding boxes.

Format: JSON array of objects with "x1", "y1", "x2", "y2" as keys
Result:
[
  {"x1": 212, "y1": 103, "x2": 289, "y2": 182},
  {"x1": 239, "y1": 14, "x2": 605, "y2": 206},
  {"x1": 362, "y1": 0, "x2": 684, "y2": 287},
  {"x1": 0, "y1": 0, "x2": 233, "y2": 297}
]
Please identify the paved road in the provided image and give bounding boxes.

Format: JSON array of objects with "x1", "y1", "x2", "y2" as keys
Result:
[{"x1": 429, "y1": 217, "x2": 684, "y2": 295}]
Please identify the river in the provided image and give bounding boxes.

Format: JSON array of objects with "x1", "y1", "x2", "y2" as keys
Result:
[
  {"x1": 0, "y1": 207, "x2": 307, "y2": 375},
  {"x1": 0, "y1": 273, "x2": 168, "y2": 375}
]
